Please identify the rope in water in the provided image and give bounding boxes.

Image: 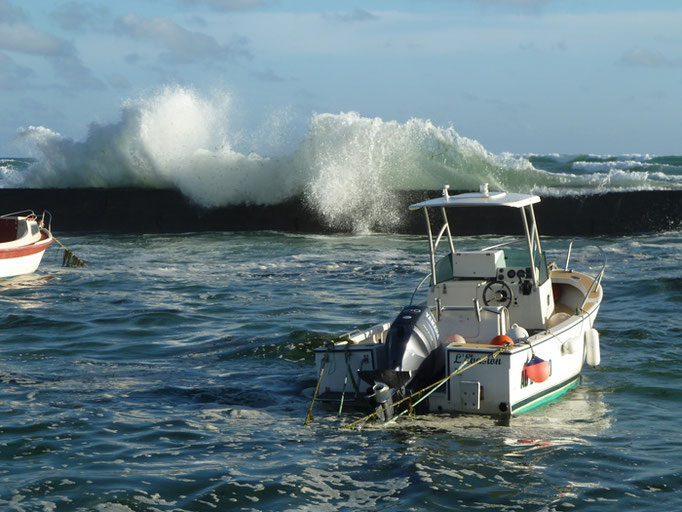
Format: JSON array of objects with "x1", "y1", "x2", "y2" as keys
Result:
[
  {"x1": 388, "y1": 359, "x2": 469, "y2": 424},
  {"x1": 342, "y1": 343, "x2": 512, "y2": 430},
  {"x1": 305, "y1": 340, "x2": 368, "y2": 424},
  {"x1": 52, "y1": 235, "x2": 87, "y2": 267},
  {"x1": 304, "y1": 352, "x2": 328, "y2": 426}
]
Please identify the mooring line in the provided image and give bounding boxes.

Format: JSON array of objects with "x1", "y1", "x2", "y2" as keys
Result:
[
  {"x1": 304, "y1": 351, "x2": 329, "y2": 426},
  {"x1": 388, "y1": 359, "x2": 469, "y2": 424},
  {"x1": 342, "y1": 343, "x2": 512, "y2": 430}
]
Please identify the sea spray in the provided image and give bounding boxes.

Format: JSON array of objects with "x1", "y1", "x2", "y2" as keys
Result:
[
  {"x1": 296, "y1": 113, "x2": 534, "y2": 231},
  {"x1": 300, "y1": 114, "x2": 451, "y2": 230},
  {"x1": 16, "y1": 86, "x2": 531, "y2": 231},
  {"x1": 135, "y1": 87, "x2": 303, "y2": 207},
  {"x1": 17, "y1": 87, "x2": 304, "y2": 207},
  {"x1": 12, "y1": 86, "x2": 682, "y2": 232}
]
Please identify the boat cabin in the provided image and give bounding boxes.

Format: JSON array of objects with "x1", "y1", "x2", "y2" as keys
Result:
[
  {"x1": 0, "y1": 214, "x2": 43, "y2": 248},
  {"x1": 409, "y1": 185, "x2": 555, "y2": 343}
]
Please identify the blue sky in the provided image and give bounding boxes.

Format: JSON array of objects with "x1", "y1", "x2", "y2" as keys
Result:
[{"x1": 1, "y1": 0, "x2": 681, "y2": 156}]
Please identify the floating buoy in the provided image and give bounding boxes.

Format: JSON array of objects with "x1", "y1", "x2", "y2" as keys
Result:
[
  {"x1": 585, "y1": 328, "x2": 601, "y2": 366},
  {"x1": 491, "y1": 334, "x2": 514, "y2": 346},
  {"x1": 506, "y1": 324, "x2": 529, "y2": 343},
  {"x1": 446, "y1": 334, "x2": 466, "y2": 345},
  {"x1": 562, "y1": 336, "x2": 582, "y2": 355},
  {"x1": 524, "y1": 355, "x2": 550, "y2": 382},
  {"x1": 547, "y1": 312, "x2": 571, "y2": 329}
]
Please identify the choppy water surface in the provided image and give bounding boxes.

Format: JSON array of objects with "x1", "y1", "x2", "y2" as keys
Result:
[{"x1": 1, "y1": 231, "x2": 681, "y2": 511}]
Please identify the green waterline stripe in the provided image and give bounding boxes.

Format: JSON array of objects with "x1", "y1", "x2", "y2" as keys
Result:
[{"x1": 512, "y1": 376, "x2": 580, "y2": 414}]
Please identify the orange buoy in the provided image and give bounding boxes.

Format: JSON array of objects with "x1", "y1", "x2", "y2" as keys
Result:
[
  {"x1": 524, "y1": 355, "x2": 550, "y2": 382},
  {"x1": 491, "y1": 334, "x2": 513, "y2": 346}
]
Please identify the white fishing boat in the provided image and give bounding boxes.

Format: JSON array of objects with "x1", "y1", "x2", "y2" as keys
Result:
[
  {"x1": 312, "y1": 185, "x2": 605, "y2": 422},
  {"x1": 0, "y1": 211, "x2": 54, "y2": 278}
]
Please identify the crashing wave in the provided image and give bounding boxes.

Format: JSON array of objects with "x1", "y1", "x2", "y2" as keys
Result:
[{"x1": 10, "y1": 86, "x2": 682, "y2": 232}]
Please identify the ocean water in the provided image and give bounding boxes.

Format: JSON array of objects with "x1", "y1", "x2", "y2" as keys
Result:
[{"x1": 1, "y1": 229, "x2": 681, "y2": 511}]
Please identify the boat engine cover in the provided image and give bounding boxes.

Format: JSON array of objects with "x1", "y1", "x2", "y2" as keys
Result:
[
  {"x1": 385, "y1": 305, "x2": 440, "y2": 372},
  {"x1": 358, "y1": 305, "x2": 445, "y2": 414}
]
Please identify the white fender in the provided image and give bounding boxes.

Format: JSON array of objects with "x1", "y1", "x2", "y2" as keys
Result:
[
  {"x1": 585, "y1": 328, "x2": 600, "y2": 366},
  {"x1": 562, "y1": 336, "x2": 582, "y2": 355},
  {"x1": 506, "y1": 323, "x2": 529, "y2": 343}
]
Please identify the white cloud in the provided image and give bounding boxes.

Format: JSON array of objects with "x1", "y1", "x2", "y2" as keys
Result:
[
  {"x1": 54, "y1": 54, "x2": 105, "y2": 90},
  {"x1": 124, "y1": 52, "x2": 141, "y2": 65},
  {"x1": 618, "y1": 47, "x2": 681, "y2": 68},
  {"x1": 179, "y1": 0, "x2": 266, "y2": 11},
  {"x1": 106, "y1": 73, "x2": 132, "y2": 89},
  {"x1": 323, "y1": 9, "x2": 379, "y2": 24},
  {"x1": 114, "y1": 13, "x2": 251, "y2": 63},
  {"x1": 0, "y1": 51, "x2": 33, "y2": 89},
  {"x1": 251, "y1": 67, "x2": 284, "y2": 82},
  {"x1": 472, "y1": 0, "x2": 549, "y2": 13},
  {"x1": 49, "y1": 2, "x2": 110, "y2": 32},
  {"x1": 0, "y1": 21, "x2": 68, "y2": 56},
  {"x1": 0, "y1": 2, "x2": 103, "y2": 90},
  {"x1": 0, "y1": 0, "x2": 25, "y2": 24}
]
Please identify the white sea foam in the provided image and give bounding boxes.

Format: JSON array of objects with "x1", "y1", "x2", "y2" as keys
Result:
[
  {"x1": 0, "y1": 160, "x2": 25, "y2": 186},
  {"x1": 11, "y1": 86, "x2": 682, "y2": 231},
  {"x1": 572, "y1": 160, "x2": 646, "y2": 173}
]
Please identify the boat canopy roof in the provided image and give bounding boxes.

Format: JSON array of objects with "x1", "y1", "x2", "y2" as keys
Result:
[{"x1": 408, "y1": 185, "x2": 540, "y2": 211}]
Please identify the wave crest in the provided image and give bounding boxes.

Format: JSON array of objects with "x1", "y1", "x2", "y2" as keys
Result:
[{"x1": 13, "y1": 86, "x2": 682, "y2": 232}]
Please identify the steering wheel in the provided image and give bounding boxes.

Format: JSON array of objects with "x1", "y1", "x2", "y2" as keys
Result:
[{"x1": 482, "y1": 281, "x2": 513, "y2": 308}]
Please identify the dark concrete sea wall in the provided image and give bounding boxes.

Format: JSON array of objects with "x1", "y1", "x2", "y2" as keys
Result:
[{"x1": 0, "y1": 187, "x2": 680, "y2": 235}]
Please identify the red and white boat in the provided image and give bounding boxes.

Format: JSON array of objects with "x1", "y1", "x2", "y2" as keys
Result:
[{"x1": 0, "y1": 211, "x2": 54, "y2": 278}]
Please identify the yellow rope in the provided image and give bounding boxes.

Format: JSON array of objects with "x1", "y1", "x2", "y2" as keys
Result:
[
  {"x1": 304, "y1": 352, "x2": 329, "y2": 426},
  {"x1": 389, "y1": 359, "x2": 468, "y2": 424},
  {"x1": 342, "y1": 343, "x2": 512, "y2": 430}
]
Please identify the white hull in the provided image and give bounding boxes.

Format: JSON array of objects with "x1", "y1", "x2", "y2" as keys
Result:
[
  {"x1": 0, "y1": 248, "x2": 50, "y2": 278},
  {"x1": 315, "y1": 308, "x2": 600, "y2": 417},
  {"x1": 433, "y1": 307, "x2": 598, "y2": 415}
]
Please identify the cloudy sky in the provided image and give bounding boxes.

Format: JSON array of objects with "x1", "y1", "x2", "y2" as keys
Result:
[{"x1": 1, "y1": 0, "x2": 681, "y2": 156}]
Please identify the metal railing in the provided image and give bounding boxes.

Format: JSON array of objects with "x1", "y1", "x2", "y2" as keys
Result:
[
  {"x1": 563, "y1": 238, "x2": 607, "y2": 311},
  {"x1": 409, "y1": 273, "x2": 432, "y2": 305},
  {"x1": 1, "y1": 209, "x2": 52, "y2": 232}
]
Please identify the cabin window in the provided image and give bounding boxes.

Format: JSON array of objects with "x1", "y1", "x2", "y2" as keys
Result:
[
  {"x1": 434, "y1": 253, "x2": 454, "y2": 284},
  {"x1": 537, "y1": 252, "x2": 549, "y2": 285}
]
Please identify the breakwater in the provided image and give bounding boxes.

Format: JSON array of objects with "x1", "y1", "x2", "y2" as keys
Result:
[{"x1": 1, "y1": 188, "x2": 680, "y2": 235}]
